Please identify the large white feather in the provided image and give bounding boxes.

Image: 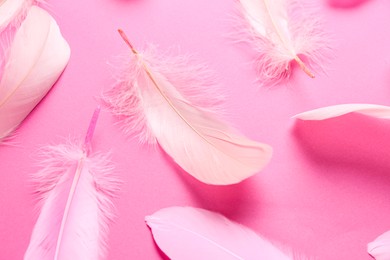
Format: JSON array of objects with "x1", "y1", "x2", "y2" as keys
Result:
[
  {"x1": 237, "y1": 0, "x2": 329, "y2": 86},
  {"x1": 0, "y1": 6, "x2": 70, "y2": 141},
  {"x1": 146, "y1": 206, "x2": 294, "y2": 260},
  {"x1": 103, "y1": 31, "x2": 273, "y2": 185},
  {"x1": 24, "y1": 109, "x2": 120, "y2": 260}
]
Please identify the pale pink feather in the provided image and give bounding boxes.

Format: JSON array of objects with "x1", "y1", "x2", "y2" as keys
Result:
[
  {"x1": 235, "y1": 0, "x2": 330, "y2": 86},
  {"x1": 24, "y1": 108, "x2": 120, "y2": 260},
  {"x1": 103, "y1": 31, "x2": 273, "y2": 185},
  {"x1": 146, "y1": 206, "x2": 295, "y2": 260},
  {"x1": 368, "y1": 230, "x2": 390, "y2": 260},
  {"x1": 0, "y1": 0, "x2": 38, "y2": 32},
  {"x1": 0, "y1": 6, "x2": 70, "y2": 142},
  {"x1": 1, "y1": 0, "x2": 39, "y2": 83},
  {"x1": 293, "y1": 104, "x2": 390, "y2": 120}
]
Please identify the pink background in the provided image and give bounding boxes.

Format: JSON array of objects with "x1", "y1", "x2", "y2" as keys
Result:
[{"x1": 1, "y1": 0, "x2": 390, "y2": 259}]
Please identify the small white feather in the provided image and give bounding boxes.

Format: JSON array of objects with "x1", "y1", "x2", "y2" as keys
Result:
[{"x1": 236, "y1": 0, "x2": 330, "y2": 86}]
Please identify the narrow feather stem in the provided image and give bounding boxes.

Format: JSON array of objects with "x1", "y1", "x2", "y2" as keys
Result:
[
  {"x1": 118, "y1": 29, "x2": 138, "y2": 55},
  {"x1": 294, "y1": 56, "x2": 315, "y2": 78},
  {"x1": 54, "y1": 157, "x2": 85, "y2": 260},
  {"x1": 262, "y1": 0, "x2": 315, "y2": 79},
  {"x1": 53, "y1": 109, "x2": 101, "y2": 259},
  {"x1": 83, "y1": 106, "x2": 101, "y2": 156}
]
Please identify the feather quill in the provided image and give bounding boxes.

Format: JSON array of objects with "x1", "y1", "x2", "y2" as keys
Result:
[
  {"x1": 0, "y1": 6, "x2": 70, "y2": 142},
  {"x1": 236, "y1": 0, "x2": 329, "y2": 86},
  {"x1": 293, "y1": 104, "x2": 390, "y2": 120},
  {"x1": 146, "y1": 206, "x2": 295, "y2": 260},
  {"x1": 368, "y1": 230, "x2": 390, "y2": 260},
  {"x1": 24, "y1": 108, "x2": 120, "y2": 260},
  {"x1": 103, "y1": 30, "x2": 272, "y2": 185}
]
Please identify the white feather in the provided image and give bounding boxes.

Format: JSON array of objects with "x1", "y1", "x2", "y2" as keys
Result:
[
  {"x1": 236, "y1": 0, "x2": 329, "y2": 86},
  {"x1": 25, "y1": 109, "x2": 120, "y2": 260},
  {"x1": 103, "y1": 31, "x2": 273, "y2": 185},
  {"x1": 0, "y1": 6, "x2": 70, "y2": 141}
]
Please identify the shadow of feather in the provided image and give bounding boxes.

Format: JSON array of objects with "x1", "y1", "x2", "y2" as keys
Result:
[
  {"x1": 158, "y1": 145, "x2": 264, "y2": 222},
  {"x1": 327, "y1": 0, "x2": 371, "y2": 9},
  {"x1": 292, "y1": 112, "x2": 390, "y2": 172}
]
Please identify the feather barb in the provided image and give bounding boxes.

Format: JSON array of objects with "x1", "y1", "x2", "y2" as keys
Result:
[
  {"x1": 262, "y1": 0, "x2": 314, "y2": 78},
  {"x1": 117, "y1": 29, "x2": 219, "y2": 147}
]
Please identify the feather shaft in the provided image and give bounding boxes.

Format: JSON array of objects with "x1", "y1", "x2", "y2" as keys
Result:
[
  {"x1": 25, "y1": 107, "x2": 119, "y2": 260},
  {"x1": 54, "y1": 157, "x2": 85, "y2": 260},
  {"x1": 118, "y1": 29, "x2": 203, "y2": 137}
]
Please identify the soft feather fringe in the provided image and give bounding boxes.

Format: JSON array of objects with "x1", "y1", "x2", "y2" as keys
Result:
[
  {"x1": 32, "y1": 140, "x2": 120, "y2": 258},
  {"x1": 232, "y1": 0, "x2": 332, "y2": 87},
  {"x1": 102, "y1": 46, "x2": 225, "y2": 144}
]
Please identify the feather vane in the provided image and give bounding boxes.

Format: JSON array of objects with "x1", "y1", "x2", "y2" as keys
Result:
[
  {"x1": 237, "y1": 0, "x2": 329, "y2": 86},
  {"x1": 0, "y1": 6, "x2": 70, "y2": 142},
  {"x1": 24, "y1": 108, "x2": 120, "y2": 260},
  {"x1": 293, "y1": 104, "x2": 390, "y2": 120},
  {"x1": 103, "y1": 30, "x2": 272, "y2": 185},
  {"x1": 146, "y1": 206, "x2": 294, "y2": 260},
  {"x1": 368, "y1": 230, "x2": 390, "y2": 260}
]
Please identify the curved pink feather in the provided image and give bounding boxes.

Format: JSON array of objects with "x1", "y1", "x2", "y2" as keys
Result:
[
  {"x1": 368, "y1": 231, "x2": 390, "y2": 260},
  {"x1": 104, "y1": 42, "x2": 272, "y2": 185},
  {"x1": 146, "y1": 207, "x2": 293, "y2": 260},
  {"x1": 24, "y1": 109, "x2": 120, "y2": 260},
  {"x1": 0, "y1": 6, "x2": 70, "y2": 141},
  {"x1": 293, "y1": 104, "x2": 390, "y2": 121}
]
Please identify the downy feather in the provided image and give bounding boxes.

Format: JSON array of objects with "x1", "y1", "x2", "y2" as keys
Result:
[
  {"x1": 236, "y1": 0, "x2": 330, "y2": 86},
  {"x1": 103, "y1": 30, "x2": 273, "y2": 185},
  {"x1": 24, "y1": 108, "x2": 120, "y2": 260},
  {"x1": 0, "y1": 6, "x2": 70, "y2": 142},
  {"x1": 293, "y1": 104, "x2": 390, "y2": 120},
  {"x1": 146, "y1": 206, "x2": 296, "y2": 260}
]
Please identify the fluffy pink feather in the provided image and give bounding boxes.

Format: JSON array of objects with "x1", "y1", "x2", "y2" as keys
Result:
[
  {"x1": 0, "y1": 6, "x2": 70, "y2": 142},
  {"x1": 146, "y1": 206, "x2": 298, "y2": 260},
  {"x1": 103, "y1": 30, "x2": 273, "y2": 185},
  {"x1": 368, "y1": 230, "x2": 390, "y2": 260},
  {"x1": 235, "y1": 0, "x2": 330, "y2": 86},
  {"x1": 293, "y1": 104, "x2": 390, "y2": 120},
  {"x1": 24, "y1": 108, "x2": 120, "y2": 260}
]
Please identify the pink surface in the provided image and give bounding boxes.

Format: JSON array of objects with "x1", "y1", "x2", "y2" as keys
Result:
[{"x1": 1, "y1": 0, "x2": 390, "y2": 259}]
